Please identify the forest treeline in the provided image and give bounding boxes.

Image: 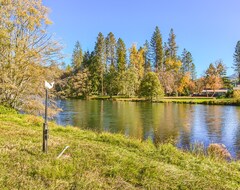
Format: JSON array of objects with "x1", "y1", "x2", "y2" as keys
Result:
[{"x1": 55, "y1": 28, "x2": 234, "y2": 99}]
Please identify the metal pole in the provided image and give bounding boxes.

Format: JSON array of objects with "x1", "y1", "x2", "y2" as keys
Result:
[{"x1": 43, "y1": 89, "x2": 48, "y2": 153}]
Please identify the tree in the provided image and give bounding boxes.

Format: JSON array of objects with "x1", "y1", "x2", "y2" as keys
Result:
[
  {"x1": 116, "y1": 38, "x2": 127, "y2": 74},
  {"x1": 159, "y1": 70, "x2": 175, "y2": 95},
  {"x1": 216, "y1": 60, "x2": 231, "y2": 89},
  {"x1": 177, "y1": 72, "x2": 195, "y2": 95},
  {"x1": 139, "y1": 72, "x2": 164, "y2": 101},
  {"x1": 143, "y1": 40, "x2": 151, "y2": 73},
  {"x1": 122, "y1": 66, "x2": 139, "y2": 97},
  {"x1": 195, "y1": 77, "x2": 206, "y2": 94},
  {"x1": 204, "y1": 63, "x2": 223, "y2": 96},
  {"x1": 0, "y1": 0, "x2": 62, "y2": 115},
  {"x1": 181, "y1": 48, "x2": 196, "y2": 80},
  {"x1": 167, "y1": 28, "x2": 178, "y2": 60},
  {"x1": 71, "y1": 41, "x2": 83, "y2": 71},
  {"x1": 71, "y1": 68, "x2": 92, "y2": 98},
  {"x1": 233, "y1": 41, "x2": 240, "y2": 83},
  {"x1": 129, "y1": 44, "x2": 145, "y2": 79},
  {"x1": 92, "y1": 32, "x2": 106, "y2": 95},
  {"x1": 116, "y1": 38, "x2": 127, "y2": 94},
  {"x1": 81, "y1": 50, "x2": 94, "y2": 69},
  {"x1": 150, "y1": 26, "x2": 164, "y2": 72},
  {"x1": 105, "y1": 32, "x2": 116, "y2": 68},
  {"x1": 105, "y1": 64, "x2": 119, "y2": 98}
]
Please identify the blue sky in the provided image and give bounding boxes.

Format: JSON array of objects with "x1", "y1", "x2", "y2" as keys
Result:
[{"x1": 43, "y1": 0, "x2": 240, "y2": 76}]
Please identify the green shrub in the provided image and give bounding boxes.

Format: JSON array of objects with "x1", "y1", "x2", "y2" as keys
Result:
[{"x1": 0, "y1": 105, "x2": 17, "y2": 114}]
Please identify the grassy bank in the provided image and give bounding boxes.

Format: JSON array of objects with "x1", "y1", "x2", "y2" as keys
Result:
[
  {"x1": 0, "y1": 106, "x2": 240, "y2": 189},
  {"x1": 91, "y1": 96, "x2": 240, "y2": 106}
]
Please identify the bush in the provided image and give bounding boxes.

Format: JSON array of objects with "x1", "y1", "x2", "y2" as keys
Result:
[{"x1": 233, "y1": 90, "x2": 240, "y2": 99}]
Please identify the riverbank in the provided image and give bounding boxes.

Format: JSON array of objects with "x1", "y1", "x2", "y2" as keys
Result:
[
  {"x1": 90, "y1": 96, "x2": 240, "y2": 105},
  {"x1": 0, "y1": 106, "x2": 240, "y2": 189}
]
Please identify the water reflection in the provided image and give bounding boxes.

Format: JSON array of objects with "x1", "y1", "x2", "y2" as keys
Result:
[{"x1": 56, "y1": 100, "x2": 240, "y2": 157}]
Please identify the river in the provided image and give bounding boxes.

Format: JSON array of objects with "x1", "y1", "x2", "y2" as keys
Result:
[{"x1": 55, "y1": 99, "x2": 240, "y2": 158}]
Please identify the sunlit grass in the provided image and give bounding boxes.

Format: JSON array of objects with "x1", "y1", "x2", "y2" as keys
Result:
[{"x1": 0, "y1": 106, "x2": 240, "y2": 189}]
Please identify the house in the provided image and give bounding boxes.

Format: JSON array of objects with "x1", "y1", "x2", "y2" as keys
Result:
[{"x1": 200, "y1": 89, "x2": 228, "y2": 97}]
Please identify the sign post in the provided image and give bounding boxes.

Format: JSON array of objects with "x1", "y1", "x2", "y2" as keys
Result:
[{"x1": 43, "y1": 81, "x2": 54, "y2": 153}]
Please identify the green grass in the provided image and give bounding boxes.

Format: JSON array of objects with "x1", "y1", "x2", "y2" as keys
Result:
[
  {"x1": 0, "y1": 105, "x2": 240, "y2": 189},
  {"x1": 91, "y1": 95, "x2": 240, "y2": 105}
]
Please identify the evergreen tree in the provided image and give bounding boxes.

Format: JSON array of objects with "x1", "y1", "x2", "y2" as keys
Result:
[
  {"x1": 82, "y1": 50, "x2": 94, "y2": 69},
  {"x1": 143, "y1": 40, "x2": 151, "y2": 73},
  {"x1": 233, "y1": 41, "x2": 240, "y2": 83},
  {"x1": 105, "y1": 32, "x2": 117, "y2": 69},
  {"x1": 163, "y1": 42, "x2": 170, "y2": 66},
  {"x1": 167, "y1": 28, "x2": 178, "y2": 60},
  {"x1": 190, "y1": 63, "x2": 197, "y2": 81},
  {"x1": 216, "y1": 60, "x2": 231, "y2": 89},
  {"x1": 105, "y1": 63, "x2": 119, "y2": 98},
  {"x1": 71, "y1": 41, "x2": 83, "y2": 71},
  {"x1": 181, "y1": 48, "x2": 196, "y2": 80},
  {"x1": 116, "y1": 38, "x2": 127, "y2": 74},
  {"x1": 92, "y1": 32, "x2": 106, "y2": 95},
  {"x1": 150, "y1": 26, "x2": 164, "y2": 72}
]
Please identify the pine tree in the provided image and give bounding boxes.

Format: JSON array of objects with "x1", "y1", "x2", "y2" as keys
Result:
[
  {"x1": 181, "y1": 48, "x2": 196, "y2": 80},
  {"x1": 190, "y1": 63, "x2": 197, "y2": 81},
  {"x1": 116, "y1": 38, "x2": 127, "y2": 74},
  {"x1": 92, "y1": 32, "x2": 106, "y2": 95},
  {"x1": 150, "y1": 26, "x2": 164, "y2": 72},
  {"x1": 71, "y1": 41, "x2": 83, "y2": 71},
  {"x1": 143, "y1": 40, "x2": 151, "y2": 73},
  {"x1": 105, "y1": 33, "x2": 118, "y2": 97},
  {"x1": 82, "y1": 50, "x2": 94, "y2": 69},
  {"x1": 115, "y1": 38, "x2": 127, "y2": 94},
  {"x1": 105, "y1": 32, "x2": 116, "y2": 69},
  {"x1": 216, "y1": 60, "x2": 230, "y2": 89},
  {"x1": 233, "y1": 41, "x2": 240, "y2": 83},
  {"x1": 167, "y1": 28, "x2": 178, "y2": 60}
]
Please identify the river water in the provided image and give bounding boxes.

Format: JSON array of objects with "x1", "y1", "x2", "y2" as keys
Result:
[{"x1": 55, "y1": 99, "x2": 240, "y2": 158}]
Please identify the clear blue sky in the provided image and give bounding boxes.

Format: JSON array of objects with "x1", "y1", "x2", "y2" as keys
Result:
[{"x1": 43, "y1": 0, "x2": 240, "y2": 76}]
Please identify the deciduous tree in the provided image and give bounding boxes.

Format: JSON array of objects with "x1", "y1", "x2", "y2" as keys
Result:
[
  {"x1": 139, "y1": 72, "x2": 164, "y2": 101},
  {"x1": 0, "y1": 0, "x2": 62, "y2": 115}
]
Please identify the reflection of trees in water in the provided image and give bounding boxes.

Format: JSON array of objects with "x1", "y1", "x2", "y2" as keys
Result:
[
  {"x1": 231, "y1": 107, "x2": 240, "y2": 158},
  {"x1": 71, "y1": 100, "x2": 103, "y2": 132},
  {"x1": 177, "y1": 104, "x2": 194, "y2": 148},
  {"x1": 139, "y1": 103, "x2": 154, "y2": 141},
  {"x1": 234, "y1": 128, "x2": 240, "y2": 159},
  {"x1": 151, "y1": 104, "x2": 180, "y2": 144},
  {"x1": 112, "y1": 102, "x2": 143, "y2": 139},
  {"x1": 204, "y1": 106, "x2": 224, "y2": 142},
  {"x1": 58, "y1": 100, "x2": 240, "y2": 158}
]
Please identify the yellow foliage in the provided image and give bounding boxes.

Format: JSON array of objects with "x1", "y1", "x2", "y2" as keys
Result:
[
  {"x1": 165, "y1": 58, "x2": 182, "y2": 72},
  {"x1": 233, "y1": 90, "x2": 240, "y2": 100},
  {"x1": 129, "y1": 44, "x2": 145, "y2": 79}
]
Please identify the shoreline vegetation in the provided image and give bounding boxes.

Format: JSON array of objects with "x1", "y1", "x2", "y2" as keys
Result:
[
  {"x1": 1, "y1": 106, "x2": 240, "y2": 189},
  {"x1": 87, "y1": 96, "x2": 240, "y2": 106}
]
